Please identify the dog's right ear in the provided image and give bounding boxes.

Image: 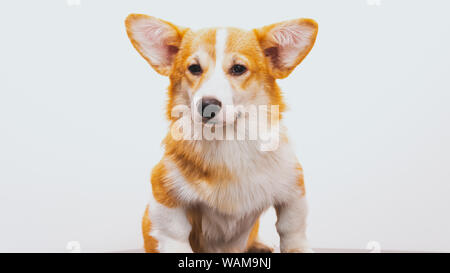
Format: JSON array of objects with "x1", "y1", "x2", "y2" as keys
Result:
[{"x1": 125, "y1": 14, "x2": 187, "y2": 76}]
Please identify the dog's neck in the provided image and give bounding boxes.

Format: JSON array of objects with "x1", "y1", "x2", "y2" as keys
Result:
[{"x1": 163, "y1": 127, "x2": 284, "y2": 184}]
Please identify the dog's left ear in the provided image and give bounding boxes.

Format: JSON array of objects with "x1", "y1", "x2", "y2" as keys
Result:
[
  {"x1": 125, "y1": 14, "x2": 187, "y2": 76},
  {"x1": 254, "y1": 18, "x2": 318, "y2": 79}
]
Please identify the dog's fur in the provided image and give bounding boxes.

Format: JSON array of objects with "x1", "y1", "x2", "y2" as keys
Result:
[{"x1": 125, "y1": 14, "x2": 318, "y2": 253}]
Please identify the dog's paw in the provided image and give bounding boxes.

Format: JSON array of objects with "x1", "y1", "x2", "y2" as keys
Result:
[
  {"x1": 282, "y1": 248, "x2": 314, "y2": 253},
  {"x1": 246, "y1": 242, "x2": 274, "y2": 253}
]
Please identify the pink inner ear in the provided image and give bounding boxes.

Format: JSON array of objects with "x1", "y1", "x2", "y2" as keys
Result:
[
  {"x1": 272, "y1": 26, "x2": 304, "y2": 47},
  {"x1": 270, "y1": 24, "x2": 314, "y2": 68},
  {"x1": 131, "y1": 18, "x2": 178, "y2": 67}
]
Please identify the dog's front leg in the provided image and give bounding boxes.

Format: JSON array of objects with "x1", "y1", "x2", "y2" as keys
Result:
[
  {"x1": 147, "y1": 201, "x2": 193, "y2": 253},
  {"x1": 275, "y1": 196, "x2": 313, "y2": 253}
]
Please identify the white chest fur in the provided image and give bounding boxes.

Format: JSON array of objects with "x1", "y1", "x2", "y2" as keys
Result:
[{"x1": 165, "y1": 137, "x2": 301, "y2": 215}]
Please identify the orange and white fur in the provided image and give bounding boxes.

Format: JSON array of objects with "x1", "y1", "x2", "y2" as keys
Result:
[{"x1": 125, "y1": 14, "x2": 318, "y2": 253}]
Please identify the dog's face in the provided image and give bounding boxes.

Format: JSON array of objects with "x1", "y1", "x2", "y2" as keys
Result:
[{"x1": 125, "y1": 14, "x2": 318, "y2": 126}]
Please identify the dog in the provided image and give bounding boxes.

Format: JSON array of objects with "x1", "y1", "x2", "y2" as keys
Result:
[{"x1": 125, "y1": 14, "x2": 318, "y2": 253}]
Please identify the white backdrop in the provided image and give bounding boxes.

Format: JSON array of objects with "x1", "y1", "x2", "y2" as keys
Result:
[{"x1": 1, "y1": 0, "x2": 449, "y2": 252}]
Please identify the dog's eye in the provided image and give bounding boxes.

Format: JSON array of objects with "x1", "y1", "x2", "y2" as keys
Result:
[
  {"x1": 188, "y1": 64, "x2": 203, "y2": 75},
  {"x1": 230, "y1": 64, "x2": 247, "y2": 76}
]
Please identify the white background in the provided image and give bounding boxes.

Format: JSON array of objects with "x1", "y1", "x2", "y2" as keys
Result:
[{"x1": 1, "y1": 0, "x2": 449, "y2": 252}]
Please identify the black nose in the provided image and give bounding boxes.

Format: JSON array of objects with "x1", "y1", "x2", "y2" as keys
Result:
[{"x1": 198, "y1": 97, "x2": 222, "y2": 122}]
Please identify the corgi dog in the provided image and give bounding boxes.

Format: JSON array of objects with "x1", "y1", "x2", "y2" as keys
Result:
[{"x1": 125, "y1": 14, "x2": 318, "y2": 253}]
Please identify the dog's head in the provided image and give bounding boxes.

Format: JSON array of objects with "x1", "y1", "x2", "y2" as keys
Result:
[{"x1": 125, "y1": 14, "x2": 318, "y2": 126}]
